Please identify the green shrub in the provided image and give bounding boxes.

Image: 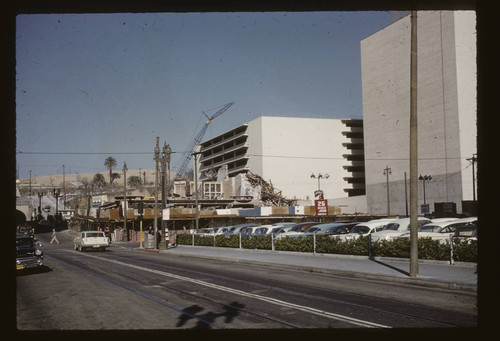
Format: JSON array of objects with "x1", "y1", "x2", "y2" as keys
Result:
[
  {"x1": 176, "y1": 232, "x2": 477, "y2": 263},
  {"x1": 275, "y1": 236, "x2": 314, "y2": 253}
]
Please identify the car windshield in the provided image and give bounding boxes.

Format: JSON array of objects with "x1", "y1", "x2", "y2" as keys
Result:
[
  {"x1": 350, "y1": 225, "x2": 370, "y2": 234},
  {"x1": 383, "y1": 223, "x2": 400, "y2": 231},
  {"x1": 307, "y1": 227, "x2": 320, "y2": 233},
  {"x1": 16, "y1": 237, "x2": 34, "y2": 248},
  {"x1": 419, "y1": 225, "x2": 441, "y2": 232}
]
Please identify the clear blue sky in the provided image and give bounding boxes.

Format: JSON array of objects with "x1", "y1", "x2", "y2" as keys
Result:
[{"x1": 16, "y1": 11, "x2": 389, "y2": 178}]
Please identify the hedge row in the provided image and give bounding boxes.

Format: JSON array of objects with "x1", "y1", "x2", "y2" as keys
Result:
[{"x1": 176, "y1": 234, "x2": 477, "y2": 263}]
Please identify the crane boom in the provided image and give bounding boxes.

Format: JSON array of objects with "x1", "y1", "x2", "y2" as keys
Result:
[{"x1": 171, "y1": 102, "x2": 234, "y2": 188}]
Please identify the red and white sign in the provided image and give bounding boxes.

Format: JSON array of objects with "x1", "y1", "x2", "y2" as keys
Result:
[{"x1": 315, "y1": 200, "x2": 328, "y2": 216}]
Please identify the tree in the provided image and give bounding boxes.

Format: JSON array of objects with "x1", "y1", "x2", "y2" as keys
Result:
[
  {"x1": 128, "y1": 175, "x2": 142, "y2": 187},
  {"x1": 92, "y1": 173, "x2": 106, "y2": 188},
  {"x1": 104, "y1": 156, "x2": 117, "y2": 183}
]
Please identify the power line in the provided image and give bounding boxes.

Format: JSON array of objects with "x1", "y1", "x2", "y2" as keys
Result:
[{"x1": 16, "y1": 151, "x2": 183, "y2": 155}]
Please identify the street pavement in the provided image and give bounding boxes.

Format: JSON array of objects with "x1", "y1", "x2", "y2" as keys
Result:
[{"x1": 109, "y1": 237, "x2": 477, "y2": 292}]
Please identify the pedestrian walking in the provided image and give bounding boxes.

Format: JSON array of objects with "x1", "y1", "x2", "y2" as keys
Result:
[{"x1": 50, "y1": 228, "x2": 60, "y2": 244}]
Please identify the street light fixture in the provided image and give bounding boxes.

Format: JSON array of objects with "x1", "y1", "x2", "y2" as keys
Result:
[
  {"x1": 419, "y1": 175, "x2": 432, "y2": 205},
  {"x1": 310, "y1": 173, "x2": 329, "y2": 199}
]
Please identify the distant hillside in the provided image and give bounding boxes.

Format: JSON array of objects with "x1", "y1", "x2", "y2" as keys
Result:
[{"x1": 18, "y1": 169, "x2": 160, "y2": 188}]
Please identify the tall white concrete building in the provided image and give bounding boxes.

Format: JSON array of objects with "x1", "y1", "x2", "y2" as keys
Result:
[
  {"x1": 360, "y1": 11, "x2": 476, "y2": 216},
  {"x1": 198, "y1": 116, "x2": 364, "y2": 203}
]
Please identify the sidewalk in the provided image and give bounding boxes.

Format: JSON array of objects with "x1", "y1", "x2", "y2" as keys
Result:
[{"x1": 120, "y1": 241, "x2": 477, "y2": 292}]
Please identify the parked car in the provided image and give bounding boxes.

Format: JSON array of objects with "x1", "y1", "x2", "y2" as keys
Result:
[
  {"x1": 196, "y1": 228, "x2": 214, "y2": 236},
  {"x1": 370, "y1": 217, "x2": 432, "y2": 242},
  {"x1": 222, "y1": 223, "x2": 260, "y2": 237},
  {"x1": 16, "y1": 233, "x2": 44, "y2": 271},
  {"x1": 240, "y1": 226, "x2": 263, "y2": 236},
  {"x1": 298, "y1": 222, "x2": 353, "y2": 238},
  {"x1": 398, "y1": 217, "x2": 477, "y2": 241},
  {"x1": 271, "y1": 226, "x2": 297, "y2": 236},
  {"x1": 453, "y1": 220, "x2": 478, "y2": 241},
  {"x1": 74, "y1": 231, "x2": 110, "y2": 252},
  {"x1": 324, "y1": 222, "x2": 359, "y2": 237},
  {"x1": 275, "y1": 222, "x2": 321, "y2": 239},
  {"x1": 252, "y1": 225, "x2": 275, "y2": 236},
  {"x1": 337, "y1": 218, "x2": 396, "y2": 241}
]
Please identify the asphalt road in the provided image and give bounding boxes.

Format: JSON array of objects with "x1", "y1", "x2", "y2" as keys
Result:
[{"x1": 16, "y1": 230, "x2": 477, "y2": 330}]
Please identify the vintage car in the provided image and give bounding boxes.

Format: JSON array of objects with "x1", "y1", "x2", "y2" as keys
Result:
[
  {"x1": 337, "y1": 218, "x2": 397, "y2": 241},
  {"x1": 397, "y1": 217, "x2": 477, "y2": 241},
  {"x1": 370, "y1": 217, "x2": 432, "y2": 242},
  {"x1": 74, "y1": 231, "x2": 110, "y2": 251},
  {"x1": 16, "y1": 233, "x2": 44, "y2": 271}
]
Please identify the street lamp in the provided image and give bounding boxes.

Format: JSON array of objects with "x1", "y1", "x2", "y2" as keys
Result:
[
  {"x1": 122, "y1": 161, "x2": 128, "y2": 241},
  {"x1": 419, "y1": 175, "x2": 432, "y2": 205},
  {"x1": 383, "y1": 166, "x2": 392, "y2": 217},
  {"x1": 154, "y1": 137, "x2": 160, "y2": 249},
  {"x1": 159, "y1": 143, "x2": 173, "y2": 251},
  {"x1": 310, "y1": 173, "x2": 329, "y2": 199},
  {"x1": 37, "y1": 192, "x2": 43, "y2": 221},
  {"x1": 52, "y1": 188, "x2": 60, "y2": 218}
]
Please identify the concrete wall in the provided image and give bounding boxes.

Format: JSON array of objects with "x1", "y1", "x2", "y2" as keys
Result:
[
  {"x1": 246, "y1": 116, "x2": 350, "y2": 201},
  {"x1": 360, "y1": 11, "x2": 476, "y2": 215}
]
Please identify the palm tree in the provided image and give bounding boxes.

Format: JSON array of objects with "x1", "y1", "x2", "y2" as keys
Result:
[
  {"x1": 92, "y1": 173, "x2": 106, "y2": 188},
  {"x1": 104, "y1": 156, "x2": 117, "y2": 183}
]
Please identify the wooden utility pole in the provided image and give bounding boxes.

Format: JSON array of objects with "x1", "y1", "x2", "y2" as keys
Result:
[{"x1": 409, "y1": 10, "x2": 419, "y2": 277}]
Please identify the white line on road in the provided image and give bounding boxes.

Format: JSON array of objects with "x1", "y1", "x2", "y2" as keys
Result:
[{"x1": 70, "y1": 250, "x2": 391, "y2": 328}]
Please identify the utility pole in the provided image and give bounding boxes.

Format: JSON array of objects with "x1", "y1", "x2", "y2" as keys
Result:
[
  {"x1": 404, "y1": 172, "x2": 409, "y2": 216},
  {"x1": 383, "y1": 166, "x2": 392, "y2": 217},
  {"x1": 154, "y1": 137, "x2": 160, "y2": 249},
  {"x1": 29, "y1": 170, "x2": 32, "y2": 196},
  {"x1": 63, "y1": 165, "x2": 66, "y2": 209},
  {"x1": 193, "y1": 152, "x2": 201, "y2": 231},
  {"x1": 122, "y1": 161, "x2": 128, "y2": 241},
  {"x1": 409, "y1": 10, "x2": 419, "y2": 278}
]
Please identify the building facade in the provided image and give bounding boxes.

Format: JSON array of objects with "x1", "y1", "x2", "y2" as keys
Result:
[
  {"x1": 360, "y1": 11, "x2": 476, "y2": 216},
  {"x1": 198, "y1": 116, "x2": 364, "y2": 202}
]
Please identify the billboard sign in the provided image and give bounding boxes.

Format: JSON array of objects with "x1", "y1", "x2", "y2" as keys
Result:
[{"x1": 315, "y1": 199, "x2": 328, "y2": 216}]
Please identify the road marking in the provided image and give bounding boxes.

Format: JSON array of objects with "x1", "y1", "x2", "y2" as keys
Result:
[{"x1": 70, "y1": 251, "x2": 391, "y2": 328}]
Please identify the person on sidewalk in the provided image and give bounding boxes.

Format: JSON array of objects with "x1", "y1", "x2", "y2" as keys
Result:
[{"x1": 50, "y1": 228, "x2": 60, "y2": 244}]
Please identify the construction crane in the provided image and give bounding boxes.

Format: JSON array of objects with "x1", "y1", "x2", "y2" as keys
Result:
[{"x1": 170, "y1": 102, "x2": 234, "y2": 189}]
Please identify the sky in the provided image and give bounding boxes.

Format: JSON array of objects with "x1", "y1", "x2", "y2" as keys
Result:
[{"x1": 16, "y1": 11, "x2": 390, "y2": 179}]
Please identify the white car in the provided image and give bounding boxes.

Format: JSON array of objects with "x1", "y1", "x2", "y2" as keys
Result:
[
  {"x1": 74, "y1": 231, "x2": 110, "y2": 252},
  {"x1": 398, "y1": 217, "x2": 477, "y2": 241},
  {"x1": 337, "y1": 218, "x2": 396, "y2": 241},
  {"x1": 370, "y1": 217, "x2": 432, "y2": 242}
]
